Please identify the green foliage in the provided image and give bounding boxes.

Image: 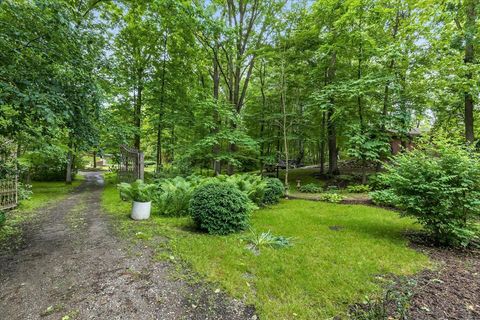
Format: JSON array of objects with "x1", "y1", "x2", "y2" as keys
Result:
[
  {"x1": 20, "y1": 146, "x2": 68, "y2": 181},
  {"x1": 262, "y1": 178, "x2": 285, "y2": 204},
  {"x1": 319, "y1": 193, "x2": 344, "y2": 203},
  {"x1": 18, "y1": 183, "x2": 33, "y2": 201},
  {"x1": 380, "y1": 138, "x2": 480, "y2": 247},
  {"x1": 346, "y1": 184, "x2": 371, "y2": 193},
  {"x1": 367, "y1": 174, "x2": 389, "y2": 191},
  {"x1": 347, "y1": 125, "x2": 390, "y2": 166},
  {"x1": 0, "y1": 211, "x2": 5, "y2": 227},
  {"x1": 117, "y1": 180, "x2": 157, "y2": 203},
  {"x1": 103, "y1": 182, "x2": 430, "y2": 320},
  {"x1": 153, "y1": 176, "x2": 201, "y2": 217},
  {"x1": 218, "y1": 174, "x2": 267, "y2": 206},
  {"x1": 189, "y1": 182, "x2": 251, "y2": 235},
  {"x1": 299, "y1": 183, "x2": 323, "y2": 193},
  {"x1": 243, "y1": 229, "x2": 293, "y2": 250},
  {"x1": 370, "y1": 189, "x2": 399, "y2": 207}
]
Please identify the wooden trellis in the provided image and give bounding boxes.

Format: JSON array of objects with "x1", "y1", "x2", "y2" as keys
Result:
[
  {"x1": 0, "y1": 139, "x2": 17, "y2": 211},
  {"x1": 118, "y1": 145, "x2": 144, "y2": 182}
]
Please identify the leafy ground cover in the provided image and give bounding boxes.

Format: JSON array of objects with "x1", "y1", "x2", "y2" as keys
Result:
[
  {"x1": 275, "y1": 168, "x2": 371, "y2": 203},
  {"x1": 0, "y1": 179, "x2": 82, "y2": 252},
  {"x1": 102, "y1": 178, "x2": 430, "y2": 319}
]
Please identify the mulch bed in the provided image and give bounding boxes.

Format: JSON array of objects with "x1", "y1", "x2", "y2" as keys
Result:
[
  {"x1": 347, "y1": 233, "x2": 479, "y2": 320},
  {"x1": 404, "y1": 235, "x2": 480, "y2": 320}
]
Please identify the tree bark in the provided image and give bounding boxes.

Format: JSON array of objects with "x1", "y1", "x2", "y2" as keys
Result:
[
  {"x1": 156, "y1": 32, "x2": 169, "y2": 172},
  {"x1": 212, "y1": 46, "x2": 221, "y2": 176},
  {"x1": 320, "y1": 111, "x2": 326, "y2": 175},
  {"x1": 327, "y1": 51, "x2": 339, "y2": 175},
  {"x1": 464, "y1": 0, "x2": 476, "y2": 143},
  {"x1": 66, "y1": 142, "x2": 73, "y2": 185},
  {"x1": 134, "y1": 80, "x2": 142, "y2": 151},
  {"x1": 259, "y1": 62, "x2": 267, "y2": 175}
]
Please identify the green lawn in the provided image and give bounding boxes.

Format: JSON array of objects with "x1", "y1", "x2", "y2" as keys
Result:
[
  {"x1": 102, "y1": 179, "x2": 430, "y2": 319},
  {"x1": 0, "y1": 179, "x2": 82, "y2": 252}
]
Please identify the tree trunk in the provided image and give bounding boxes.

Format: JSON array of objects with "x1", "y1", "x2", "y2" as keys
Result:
[
  {"x1": 320, "y1": 111, "x2": 326, "y2": 175},
  {"x1": 156, "y1": 122, "x2": 163, "y2": 170},
  {"x1": 464, "y1": 0, "x2": 476, "y2": 143},
  {"x1": 156, "y1": 32, "x2": 169, "y2": 172},
  {"x1": 134, "y1": 82, "x2": 142, "y2": 150},
  {"x1": 227, "y1": 142, "x2": 236, "y2": 176},
  {"x1": 259, "y1": 62, "x2": 267, "y2": 175},
  {"x1": 327, "y1": 109, "x2": 339, "y2": 175},
  {"x1": 66, "y1": 149, "x2": 73, "y2": 185},
  {"x1": 212, "y1": 47, "x2": 221, "y2": 176},
  {"x1": 327, "y1": 51, "x2": 339, "y2": 176},
  {"x1": 281, "y1": 76, "x2": 289, "y2": 198},
  {"x1": 93, "y1": 151, "x2": 96, "y2": 169}
]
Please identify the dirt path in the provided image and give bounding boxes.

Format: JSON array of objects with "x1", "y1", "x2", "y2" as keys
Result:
[{"x1": 0, "y1": 172, "x2": 255, "y2": 320}]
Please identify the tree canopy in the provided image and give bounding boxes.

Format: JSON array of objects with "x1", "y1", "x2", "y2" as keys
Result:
[{"x1": 1, "y1": 0, "x2": 478, "y2": 181}]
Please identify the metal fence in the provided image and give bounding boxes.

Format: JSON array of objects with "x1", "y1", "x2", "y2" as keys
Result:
[
  {"x1": 0, "y1": 139, "x2": 17, "y2": 211},
  {"x1": 118, "y1": 145, "x2": 144, "y2": 182}
]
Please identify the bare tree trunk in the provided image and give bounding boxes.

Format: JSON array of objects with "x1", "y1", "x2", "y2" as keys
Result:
[
  {"x1": 327, "y1": 109, "x2": 339, "y2": 175},
  {"x1": 327, "y1": 51, "x2": 339, "y2": 175},
  {"x1": 259, "y1": 62, "x2": 267, "y2": 175},
  {"x1": 156, "y1": 32, "x2": 169, "y2": 172},
  {"x1": 464, "y1": 0, "x2": 476, "y2": 143},
  {"x1": 280, "y1": 53, "x2": 289, "y2": 197},
  {"x1": 66, "y1": 141, "x2": 73, "y2": 185},
  {"x1": 134, "y1": 80, "x2": 143, "y2": 151},
  {"x1": 212, "y1": 47, "x2": 221, "y2": 176},
  {"x1": 93, "y1": 151, "x2": 96, "y2": 169},
  {"x1": 320, "y1": 111, "x2": 326, "y2": 175}
]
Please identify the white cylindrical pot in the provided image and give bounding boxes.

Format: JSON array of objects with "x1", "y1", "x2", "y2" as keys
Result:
[{"x1": 131, "y1": 201, "x2": 151, "y2": 220}]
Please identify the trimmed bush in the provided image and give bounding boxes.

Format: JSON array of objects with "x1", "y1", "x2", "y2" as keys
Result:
[
  {"x1": 379, "y1": 138, "x2": 480, "y2": 247},
  {"x1": 189, "y1": 182, "x2": 251, "y2": 235},
  {"x1": 298, "y1": 183, "x2": 322, "y2": 193},
  {"x1": 262, "y1": 178, "x2": 284, "y2": 205}
]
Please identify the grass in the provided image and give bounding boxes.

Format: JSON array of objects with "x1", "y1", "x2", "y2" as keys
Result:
[
  {"x1": 0, "y1": 179, "x2": 82, "y2": 252},
  {"x1": 102, "y1": 178, "x2": 430, "y2": 319}
]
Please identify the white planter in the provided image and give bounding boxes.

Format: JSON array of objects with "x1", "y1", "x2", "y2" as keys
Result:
[{"x1": 131, "y1": 201, "x2": 151, "y2": 220}]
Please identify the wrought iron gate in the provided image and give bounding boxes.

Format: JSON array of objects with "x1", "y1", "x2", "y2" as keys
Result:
[
  {"x1": 0, "y1": 139, "x2": 17, "y2": 211},
  {"x1": 118, "y1": 145, "x2": 144, "y2": 182}
]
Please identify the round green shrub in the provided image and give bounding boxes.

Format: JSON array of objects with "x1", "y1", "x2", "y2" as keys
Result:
[
  {"x1": 262, "y1": 178, "x2": 284, "y2": 205},
  {"x1": 189, "y1": 182, "x2": 251, "y2": 235}
]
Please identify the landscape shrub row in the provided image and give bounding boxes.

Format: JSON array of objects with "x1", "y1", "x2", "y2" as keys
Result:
[{"x1": 118, "y1": 174, "x2": 285, "y2": 235}]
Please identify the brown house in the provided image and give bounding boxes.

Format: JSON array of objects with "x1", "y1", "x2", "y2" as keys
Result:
[{"x1": 388, "y1": 128, "x2": 422, "y2": 155}]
